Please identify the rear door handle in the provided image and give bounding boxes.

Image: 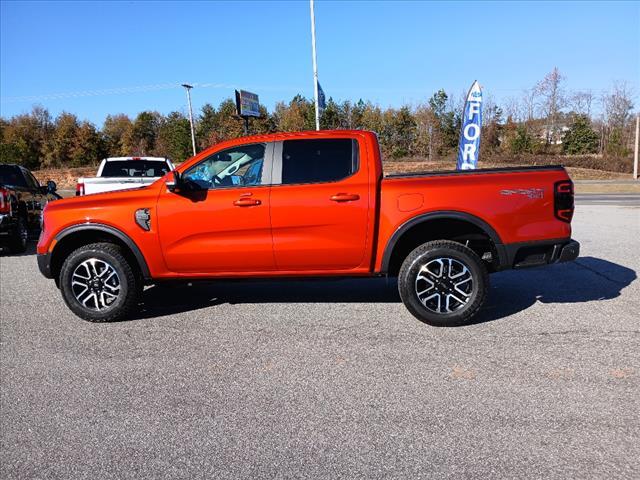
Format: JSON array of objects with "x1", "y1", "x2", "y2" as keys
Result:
[
  {"x1": 330, "y1": 193, "x2": 360, "y2": 202},
  {"x1": 233, "y1": 198, "x2": 261, "y2": 207}
]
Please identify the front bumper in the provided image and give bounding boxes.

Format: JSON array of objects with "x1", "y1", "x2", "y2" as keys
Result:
[
  {"x1": 37, "y1": 252, "x2": 54, "y2": 279},
  {"x1": 501, "y1": 239, "x2": 580, "y2": 270}
]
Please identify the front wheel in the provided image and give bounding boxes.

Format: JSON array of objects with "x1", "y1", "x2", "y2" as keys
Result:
[
  {"x1": 7, "y1": 216, "x2": 28, "y2": 253},
  {"x1": 398, "y1": 240, "x2": 489, "y2": 327},
  {"x1": 59, "y1": 242, "x2": 141, "y2": 322}
]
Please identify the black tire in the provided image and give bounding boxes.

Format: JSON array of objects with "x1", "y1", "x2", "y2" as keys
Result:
[
  {"x1": 59, "y1": 242, "x2": 140, "y2": 322},
  {"x1": 398, "y1": 240, "x2": 489, "y2": 327},
  {"x1": 7, "y1": 216, "x2": 28, "y2": 253}
]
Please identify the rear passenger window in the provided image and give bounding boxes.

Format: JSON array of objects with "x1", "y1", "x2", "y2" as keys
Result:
[{"x1": 281, "y1": 139, "x2": 358, "y2": 185}]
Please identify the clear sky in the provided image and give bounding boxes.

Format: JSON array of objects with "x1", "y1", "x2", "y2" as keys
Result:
[{"x1": 1, "y1": 0, "x2": 638, "y2": 126}]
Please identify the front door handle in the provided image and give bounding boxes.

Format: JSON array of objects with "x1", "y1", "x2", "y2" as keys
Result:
[
  {"x1": 233, "y1": 198, "x2": 261, "y2": 207},
  {"x1": 330, "y1": 193, "x2": 360, "y2": 202}
]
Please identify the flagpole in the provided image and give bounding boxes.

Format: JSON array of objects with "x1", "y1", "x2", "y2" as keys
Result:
[{"x1": 310, "y1": 0, "x2": 320, "y2": 131}]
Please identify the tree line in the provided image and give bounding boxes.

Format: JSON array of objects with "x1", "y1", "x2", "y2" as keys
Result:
[{"x1": 0, "y1": 68, "x2": 636, "y2": 171}]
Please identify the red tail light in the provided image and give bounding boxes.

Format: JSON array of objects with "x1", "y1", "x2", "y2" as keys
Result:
[
  {"x1": 554, "y1": 180, "x2": 574, "y2": 223},
  {"x1": 0, "y1": 187, "x2": 11, "y2": 214},
  {"x1": 76, "y1": 182, "x2": 85, "y2": 196}
]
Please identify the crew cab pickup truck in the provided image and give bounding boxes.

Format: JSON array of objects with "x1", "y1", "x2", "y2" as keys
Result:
[
  {"x1": 76, "y1": 157, "x2": 174, "y2": 196},
  {"x1": 37, "y1": 130, "x2": 579, "y2": 326},
  {"x1": 1, "y1": 164, "x2": 60, "y2": 253}
]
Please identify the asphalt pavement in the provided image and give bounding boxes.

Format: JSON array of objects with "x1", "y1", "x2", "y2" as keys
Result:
[
  {"x1": 575, "y1": 194, "x2": 640, "y2": 206},
  {"x1": 1, "y1": 203, "x2": 639, "y2": 479}
]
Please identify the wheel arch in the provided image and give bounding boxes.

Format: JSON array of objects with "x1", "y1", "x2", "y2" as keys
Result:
[
  {"x1": 50, "y1": 224, "x2": 151, "y2": 282},
  {"x1": 381, "y1": 211, "x2": 506, "y2": 276}
]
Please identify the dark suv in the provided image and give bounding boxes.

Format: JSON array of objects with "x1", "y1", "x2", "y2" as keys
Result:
[{"x1": 0, "y1": 164, "x2": 60, "y2": 253}]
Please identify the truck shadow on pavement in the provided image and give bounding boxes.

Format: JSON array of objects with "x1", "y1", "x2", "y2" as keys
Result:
[
  {"x1": 470, "y1": 256, "x2": 636, "y2": 325},
  {"x1": 133, "y1": 256, "x2": 636, "y2": 325}
]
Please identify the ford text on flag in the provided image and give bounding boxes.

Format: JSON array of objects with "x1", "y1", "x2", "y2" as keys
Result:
[{"x1": 456, "y1": 81, "x2": 483, "y2": 170}]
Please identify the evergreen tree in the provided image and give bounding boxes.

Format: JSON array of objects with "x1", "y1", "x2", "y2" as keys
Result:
[
  {"x1": 274, "y1": 95, "x2": 315, "y2": 132},
  {"x1": 358, "y1": 101, "x2": 383, "y2": 134},
  {"x1": 70, "y1": 121, "x2": 105, "y2": 167},
  {"x1": 156, "y1": 112, "x2": 192, "y2": 162},
  {"x1": 381, "y1": 106, "x2": 417, "y2": 158},
  {"x1": 196, "y1": 103, "x2": 218, "y2": 149},
  {"x1": 562, "y1": 115, "x2": 599, "y2": 154},
  {"x1": 319, "y1": 98, "x2": 342, "y2": 130},
  {"x1": 509, "y1": 125, "x2": 535, "y2": 154},
  {"x1": 428, "y1": 89, "x2": 458, "y2": 154},
  {"x1": 131, "y1": 111, "x2": 161, "y2": 155},
  {"x1": 44, "y1": 112, "x2": 79, "y2": 167},
  {"x1": 103, "y1": 114, "x2": 134, "y2": 157},
  {"x1": 1, "y1": 107, "x2": 52, "y2": 169},
  {"x1": 252, "y1": 104, "x2": 276, "y2": 135},
  {"x1": 215, "y1": 99, "x2": 245, "y2": 140}
]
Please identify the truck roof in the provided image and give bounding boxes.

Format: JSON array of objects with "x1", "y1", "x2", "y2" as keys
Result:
[{"x1": 103, "y1": 157, "x2": 170, "y2": 162}]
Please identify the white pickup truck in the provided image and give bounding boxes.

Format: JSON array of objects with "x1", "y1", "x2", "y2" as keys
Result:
[{"x1": 76, "y1": 157, "x2": 175, "y2": 196}]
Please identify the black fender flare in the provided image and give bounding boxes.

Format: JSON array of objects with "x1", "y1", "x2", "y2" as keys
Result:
[
  {"x1": 380, "y1": 210, "x2": 506, "y2": 273},
  {"x1": 53, "y1": 223, "x2": 151, "y2": 280}
]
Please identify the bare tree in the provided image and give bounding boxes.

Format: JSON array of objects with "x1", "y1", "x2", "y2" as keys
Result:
[
  {"x1": 522, "y1": 88, "x2": 537, "y2": 122},
  {"x1": 504, "y1": 96, "x2": 523, "y2": 122},
  {"x1": 600, "y1": 81, "x2": 635, "y2": 155},
  {"x1": 482, "y1": 93, "x2": 496, "y2": 126},
  {"x1": 602, "y1": 81, "x2": 634, "y2": 129},
  {"x1": 570, "y1": 90, "x2": 594, "y2": 117},
  {"x1": 535, "y1": 67, "x2": 566, "y2": 144},
  {"x1": 449, "y1": 90, "x2": 466, "y2": 118}
]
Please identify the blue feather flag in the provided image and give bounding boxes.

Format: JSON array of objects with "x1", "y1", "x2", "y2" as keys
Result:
[{"x1": 456, "y1": 80, "x2": 483, "y2": 170}]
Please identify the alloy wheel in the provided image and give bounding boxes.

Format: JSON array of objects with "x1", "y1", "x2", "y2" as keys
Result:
[
  {"x1": 71, "y1": 259, "x2": 121, "y2": 311},
  {"x1": 414, "y1": 257, "x2": 474, "y2": 314}
]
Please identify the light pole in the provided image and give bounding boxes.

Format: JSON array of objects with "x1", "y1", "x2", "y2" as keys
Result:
[
  {"x1": 182, "y1": 83, "x2": 197, "y2": 156},
  {"x1": 309, "y1": 0, "x2": 320, "y2": 131},
  {"x1": 634, "y1": 114, "x2": 639, "y2": 180}
]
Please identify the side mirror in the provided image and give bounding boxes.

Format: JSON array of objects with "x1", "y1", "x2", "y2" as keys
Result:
[
  {"x1": 166, "y1": 170, "x2": 181, "y2": 192},
  {"x1": 46, "y1": 180, "x2": 57, "y2": 194}
]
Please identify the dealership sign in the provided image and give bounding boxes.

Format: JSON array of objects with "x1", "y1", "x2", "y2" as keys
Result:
[
  {"x1": 235, "y1": 90, "x2": 261, "y2": 117},
  {"x1": 456, "y1": 80, "x2": 483, "y2": 170}
]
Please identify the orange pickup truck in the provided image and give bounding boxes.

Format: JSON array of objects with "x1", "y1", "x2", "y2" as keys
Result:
[{"x1": 37, "y1": 130, "x2": 579, "y2": 326}]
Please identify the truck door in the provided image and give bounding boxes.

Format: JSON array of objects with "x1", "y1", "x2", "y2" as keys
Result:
[
  {"x1": 269, "y1": 138, "x2": 370, "y2": 271},
  {"x1": 156, "y1": 142, "x2": 275, "y2": 274}
]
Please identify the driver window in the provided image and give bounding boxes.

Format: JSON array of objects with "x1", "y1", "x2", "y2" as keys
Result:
[{"x1": 183, "y1": 143, "x2": 266, "y2": 189}]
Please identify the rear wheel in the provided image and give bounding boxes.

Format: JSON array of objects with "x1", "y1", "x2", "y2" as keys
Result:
[
  {"x1": 7, "y1": 216, "x2": 28, "y2": 253},
  {"x1": 398, "y1": 240, "x2": 488, "y2": 326},
  {"x1": 59, "y1": 242, "x2": 140, "y2": 322}
]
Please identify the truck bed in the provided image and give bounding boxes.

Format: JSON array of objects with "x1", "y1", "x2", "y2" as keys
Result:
[
  {"x1": 376, "y1": 164, "x2": 573, "y2": 272},
  {"x1": 384, "y1": 164, "x2": 565, "y2": 179}
]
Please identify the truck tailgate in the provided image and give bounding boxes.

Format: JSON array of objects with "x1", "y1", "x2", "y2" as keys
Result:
[{"x1": 81, "y1": 177, "x2": 157, "y2": 195}]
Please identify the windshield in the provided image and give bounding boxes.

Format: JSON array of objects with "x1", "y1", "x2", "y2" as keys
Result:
[
  {"x1": 0, "y1": 165, "x2": 26, "y2": 187},
  {"x1": 101, "y1": 160, "x2": 170, "y2": 178}
]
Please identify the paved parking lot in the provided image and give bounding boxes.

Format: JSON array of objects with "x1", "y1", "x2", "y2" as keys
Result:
[{"x1": 1, "y1": 203, "x2": 638, "y2": 479}]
